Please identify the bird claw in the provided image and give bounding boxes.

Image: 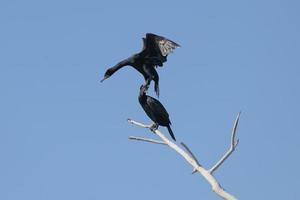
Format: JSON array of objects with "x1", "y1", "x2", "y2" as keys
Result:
[{"x1": 150, "y1": 123, "x2": 158, "y2": 132}]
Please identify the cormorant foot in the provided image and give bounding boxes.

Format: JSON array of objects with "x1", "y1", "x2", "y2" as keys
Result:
[{"x1": 150, "y1": 123, "x2": 159, "y2": 132}]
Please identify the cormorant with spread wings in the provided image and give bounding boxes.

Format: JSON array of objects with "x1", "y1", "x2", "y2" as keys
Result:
[{"x1": 101, "y1": 33, "x2": 180, "y2": 97}]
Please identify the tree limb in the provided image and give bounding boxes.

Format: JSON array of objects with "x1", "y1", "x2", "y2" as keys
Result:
[
  {"x1": 180, "y1": 142, "x2": 202, "y2": 173},
  {"x1": 128, "y1": 136, "x2": 167, "y2": 145},
  {"x1": 209, "y1": 112, "x2": 240, "y2": 174},
  {"x1": 127, "y1": 113, "x2": 241, "y2": 200},
  {"x1": 127, "y1": 118, "x2": 152, "y2": 128}
]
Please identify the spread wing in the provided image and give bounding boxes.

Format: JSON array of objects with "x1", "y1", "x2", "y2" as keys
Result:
[{"x1": 143, "y1": 33, "x2": 180, "y2": 59}]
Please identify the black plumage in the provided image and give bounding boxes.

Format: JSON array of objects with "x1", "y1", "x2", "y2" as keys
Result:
[
  {"x1": 101, "y1": 33, "x2": 180, "y2": 97},
  {"x1": 138, "y1": 85, "x2": 176, "y2": 141}
]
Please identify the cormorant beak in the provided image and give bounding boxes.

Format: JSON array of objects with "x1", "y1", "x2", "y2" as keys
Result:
[
  {"x1": 141, "y1": 85, "x2": 149, "y2": 93},
  {"x1": 144, "y1": 85, "x2": 149, "y2": 91},
  {"x1": 100, "y1": 75, "x2": 109, "y2": 83}
]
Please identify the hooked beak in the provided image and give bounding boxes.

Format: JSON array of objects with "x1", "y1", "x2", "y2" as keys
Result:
[
  {"x1": 100, "y1": 75, "x2": 109, "y2": 83},
  {"x1": 140, "y1": 84, "x2": 149, "y2": 94}
]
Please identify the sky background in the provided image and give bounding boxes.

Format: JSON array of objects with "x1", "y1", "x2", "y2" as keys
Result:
[{"x1": 0, "y1": 0, "x2": 299, "y2": 199}]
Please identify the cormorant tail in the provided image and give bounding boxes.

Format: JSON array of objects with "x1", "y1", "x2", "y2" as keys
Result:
[
  {"x1": 167, "y1": 125, "x2": 176, "y2": 141},
  {"x1": 154, "y1": 81, "x2": 160, "y2": 97}
]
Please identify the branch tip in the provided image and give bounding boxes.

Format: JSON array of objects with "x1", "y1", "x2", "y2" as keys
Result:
[{"x1": 129, "y1": 136, "x2": 166, "y2": 145}]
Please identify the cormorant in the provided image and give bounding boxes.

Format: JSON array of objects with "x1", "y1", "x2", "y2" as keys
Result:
[
  {"x1": 101, "y1": 33, "x2": 180, "y2": 97},
  {"x1": 138, "y1": 85, "x2": 176, "y2": 141}
]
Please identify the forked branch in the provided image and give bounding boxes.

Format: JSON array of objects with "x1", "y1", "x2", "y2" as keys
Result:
[
  {"x1": 128, "y1": 113, "x2": 240, "y2": 200},
  {"x1": 210, "y1": 112, "x2": 240, "y2": 173}
]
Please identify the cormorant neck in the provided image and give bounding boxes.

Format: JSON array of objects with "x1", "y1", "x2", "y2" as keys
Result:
[
  {"x1": 116, "y1": 57, "x2": 133, "y2": 68},
  {"x1": 138, "y1": 92, "x2": 147, "y2": 102},
  {"x1": 109, "y1": 57, "x2": 134, "y2": 75}
]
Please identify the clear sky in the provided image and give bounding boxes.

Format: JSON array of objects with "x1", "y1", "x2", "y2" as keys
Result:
[{"x1": 0, "y1": 0, "x2": 299, "y2": 199}]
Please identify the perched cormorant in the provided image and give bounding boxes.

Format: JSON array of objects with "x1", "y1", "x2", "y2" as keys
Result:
[
  {"x1": 138, "y1": 85, "x2": 176, "y2": 141},
  {"x1": 101, "y1": 33, "x2": 180, "y2": 97}
]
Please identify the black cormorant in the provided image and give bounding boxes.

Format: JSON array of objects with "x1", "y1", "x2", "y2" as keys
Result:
[
  {"x1": 138, "y1": 85, "x2": 176, "y2": 141},
  {"x1": 101, "y1": 33, "x2": 180, "y2": 97}
]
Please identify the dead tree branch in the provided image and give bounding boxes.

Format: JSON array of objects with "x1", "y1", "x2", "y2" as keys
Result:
[
  {"x1": 180, "y1": 142, "x2": 202, "y2": 173},
  {"x1": 209, "y1": 112, "x2": 240, "y2": 174},
  {"x1": 128, "y1": 136, "x2": 167, "y2": 145},
  {"x1": 127, "y1": 112, "x2": 240, "y2": 200}
]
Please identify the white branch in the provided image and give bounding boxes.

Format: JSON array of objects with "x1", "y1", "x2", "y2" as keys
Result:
[
  {"x1": 127, "y1": 118, "x2": 152, "y2": 128},
  {"x1": 209, "y1": 112, "x2": 240, "y2": 174},
  {"x1": 180, "y1": 142, "x2": 202, "y2": 173},
  {"x1": 128, "y1": 113, "x2": 241, "y2": 200},
  {"x1": 129, "y1": 136, "x2": 167, "y2": 145}
]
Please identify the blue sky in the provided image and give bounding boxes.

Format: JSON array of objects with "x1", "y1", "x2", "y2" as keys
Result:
[{"x1": 0, "y1": 0, "x2": 299, "y2": 199}]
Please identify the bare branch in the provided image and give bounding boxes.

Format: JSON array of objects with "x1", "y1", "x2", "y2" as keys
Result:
[
  {"x1": 128, "y1": 115, "x2": 240, "y2": 200},
  {"x1": 129, "y1": 136, "x2": 167, "y2": 145},
  {"x1": 127, "y1": 119, "x2": 153, "y2": 128},
  {"x1": 180, "y1": 142, "x2": 202, "y2": 173},
  {"x1": 209, "y1": 112, "x2": 241, "y2": 174}
]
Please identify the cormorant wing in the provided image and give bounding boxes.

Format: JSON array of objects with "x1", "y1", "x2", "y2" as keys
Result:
[
  {"x1": 144, "y1": 33, "x2": 180, "y2": 58},
  {"x1": 146, "y1": 96, "x2": 170, "y2": 124}
]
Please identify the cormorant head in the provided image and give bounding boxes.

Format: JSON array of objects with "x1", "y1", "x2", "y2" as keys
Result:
[
  {"x1": 139, "y1": 84, "x2": 148, "y2": 96},
  {"x1": 100, "y1": 68, "x2": 113, "y2": 82}
]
